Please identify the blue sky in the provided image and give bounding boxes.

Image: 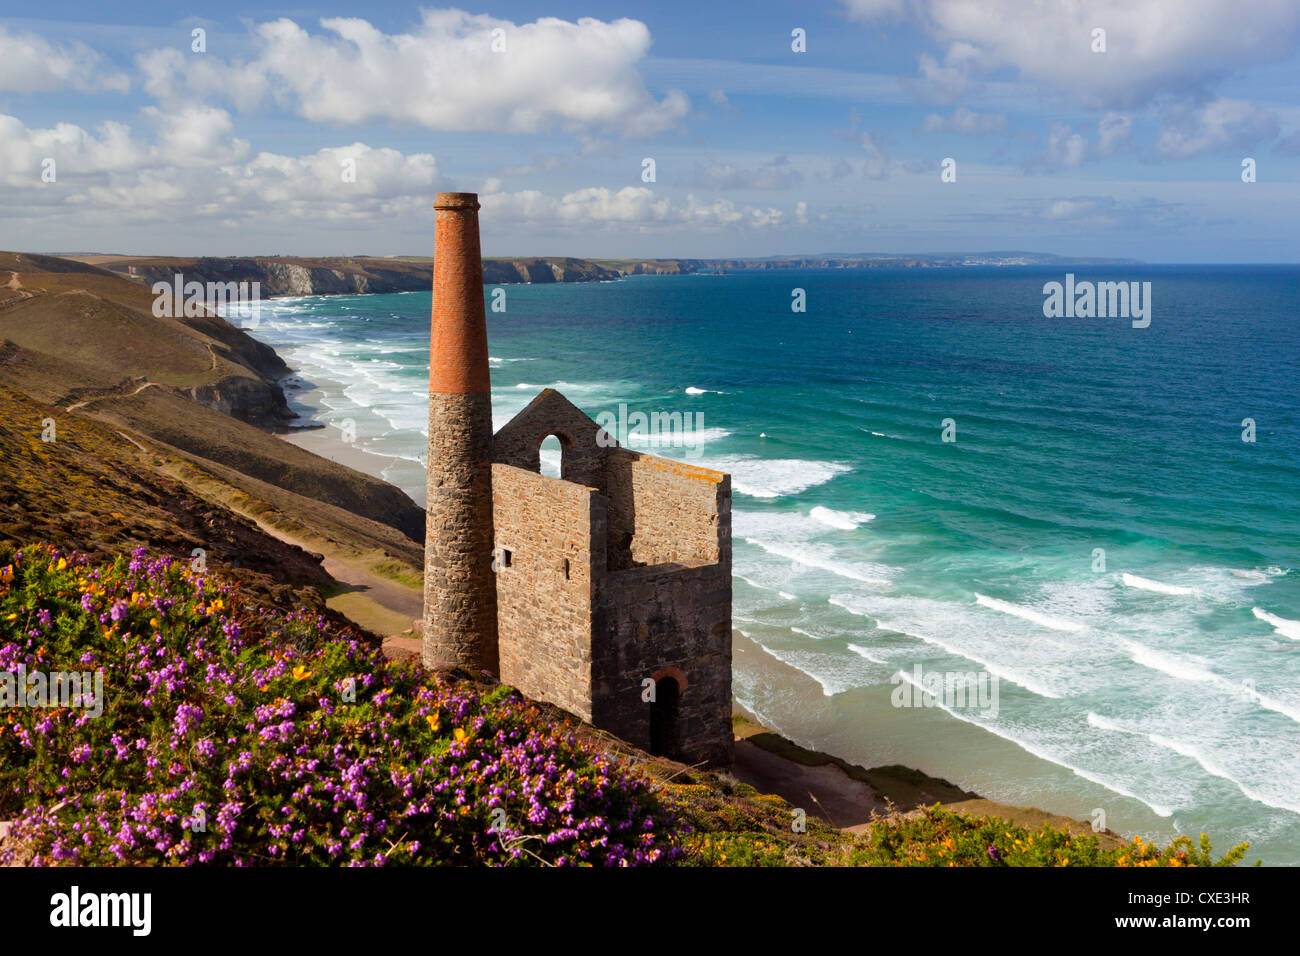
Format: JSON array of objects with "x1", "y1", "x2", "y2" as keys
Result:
[{"x1": 3, "y1": 0, "x2": 1299, "y2": 260}]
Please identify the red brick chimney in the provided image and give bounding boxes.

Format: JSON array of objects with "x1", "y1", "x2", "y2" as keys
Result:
[
  {"x1": 429, "y1": 193, "x2": 491, "y2": 394},
  {"x1": 423, "y1": 192, "x2": 499, "y2": 673}
]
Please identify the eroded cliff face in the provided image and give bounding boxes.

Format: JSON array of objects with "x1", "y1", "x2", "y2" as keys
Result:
[
  {"x1": 124, "y1": 259, "x2": 412, "y2": 296},
  {"x1": 111, "y1": 255, "x2": 626, "y2": 296},
  {"x1": 188, "y1": 376, "x2": 295, "y2": 429}
]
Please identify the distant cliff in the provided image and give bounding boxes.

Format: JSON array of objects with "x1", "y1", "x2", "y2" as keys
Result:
[
  {"x1": 75, "y1": 255, "x2": 625, "y2": 296},
  {"x1": 68, "y1": 250, "x2": 1141, "y2": 297}
]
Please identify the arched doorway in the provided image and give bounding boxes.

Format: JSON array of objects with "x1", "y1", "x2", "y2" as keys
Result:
[{"x1": 649, "y1": 675, "x2": 681, "y2": 758}]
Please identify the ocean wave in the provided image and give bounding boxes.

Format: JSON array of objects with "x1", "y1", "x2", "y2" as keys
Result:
[
  {"x1": 1121, "y1": 573, "x2": 1199, "y2": 597},
  {"x1": 1146, "y1": 732, "x2": 1300, "y2": 816},
  {"x1": 828, "y1": 595, "x2": 1064, "y2": 700},
  {"x1": 1087, "y1": 714, "x2": 1300, "y2": 816},
  {"x1": 744, "y1": 537, "x2": 893, "y2": 587},
  {"x1": 753, "y1": 642, "x2": 870, "y2": 698},
  {"x1": 684, "y1": 386, "x2": 723, "y2": 395},
  {"x1": 847, "y1": 643, "x2": 889, "y2": 665},
  {"x1": 890, "y1": 673, "x2": 1172, "y2": 817},
  {"x1": 704, "y1": 456, "x2": 851, "y2": 498},
  {"x1": 511, "y1": 381, "x2": 603, "y2": 393},
  {"x1": 623, "y1": 427, "x2": 731, "y2": 448},
  {"x1": 974, "y1": 593, "x2": 1086, "y2": 633},
  {"x1": 1119, "y1": 638, "x2": 1300, "y2": 724},
  {"x1": 809, "y1": 505, "x2": 876, "y2": 530},
  {"x1": 1253, "y1": 607, "x2": 1300, "y2": 641}
]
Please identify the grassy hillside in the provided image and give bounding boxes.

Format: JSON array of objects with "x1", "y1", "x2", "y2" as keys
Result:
[
  {"x1": 0, "y1": 385, "x2": 338, "y2": 613},
  {"x1": 0, "y1": 252, "x2": 424, "y2": 543}
]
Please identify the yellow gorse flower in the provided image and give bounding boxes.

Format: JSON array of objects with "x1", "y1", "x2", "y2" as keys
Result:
[
  {"x1": 291, "y1": 665, "x2": 312, "y2": 680},
  {"x1": 454, "y1": 728, "x2": 468, "y2": 743}
]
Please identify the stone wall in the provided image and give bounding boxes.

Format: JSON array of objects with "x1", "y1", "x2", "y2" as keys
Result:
[
  {"x1": 604, "y1": 448, "x2": 726, "y2": 571},
  {"x1": 592, "y1": 561, "x2": 733, "y2": 766},
  {"x1": 492, "y1": 462, "x2": 605, "y2": 722},
  {"x1": 593, "y1": 463, "x2": 732, "y2": 766}
]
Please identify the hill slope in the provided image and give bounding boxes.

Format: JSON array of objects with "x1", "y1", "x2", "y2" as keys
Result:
[{"x1": 0, "y1": 252, "x2": 424, "y2": 543}]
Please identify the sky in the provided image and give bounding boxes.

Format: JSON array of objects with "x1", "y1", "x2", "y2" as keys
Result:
[{"x1": 2, "y1": 0, "x2": 1300, "y2": 261}]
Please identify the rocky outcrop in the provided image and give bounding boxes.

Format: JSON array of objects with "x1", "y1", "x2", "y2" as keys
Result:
[{"x1": 188, "y1": 375, "x2": 295, "y2": 430}]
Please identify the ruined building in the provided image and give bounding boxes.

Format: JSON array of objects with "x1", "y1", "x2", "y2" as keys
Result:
[{"x1": 422, "y1": 192, "x2": 733, "y2": 766}]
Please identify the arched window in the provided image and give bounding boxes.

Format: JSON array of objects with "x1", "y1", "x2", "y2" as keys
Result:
[
  {"x1": 649, "y1": 675, "x2": 681, "y2": 758},
  {"x1": 538, "y1": 434, "x2": 563, "y2": 478}
]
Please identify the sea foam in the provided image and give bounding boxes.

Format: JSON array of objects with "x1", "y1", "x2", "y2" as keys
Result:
[
  {"x1": 1253, "y1": 607, "x2": 1300, "y2": 641},
  {"x1": 706, "y1": 456, "x2": 851, "y2": 499},
  {"x1": 1121, "y1": 573, "x2": 1199, "y2": 596},
  {"x1": 974, "y1": 593, "x2": 1086, "y2": 632},
  {"x1": 809, "y1": 506, "x2": 876, "y2": 530}
]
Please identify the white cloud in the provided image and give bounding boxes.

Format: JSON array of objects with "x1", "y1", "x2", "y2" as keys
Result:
[
  {"x1": 846, "y1": 1, "x2": 1300, "y2": 108},
  {"x1": 1047, "y1": 123, "x2": 1087, "y2": 169},
  {"x1": 0, "y1": 25, "x2": 129, "y2": 93},
  {"x1": 0, "y1": 115, "x2": 143, "y2": 182},
  {"x1": 842, "y1": 0, "x2": 908, "y2": 18},
  {"x1": 684, "y1": 155, "x2": 803, "y2": 190},
  {"x1": 913, "y1": 43, "x2": 982, "y2": 103},
  {"x1": 1034, "y1": 114, "x2": 1132, "y2": 169},
  {"x1": 142, "y1": 106, "x2": 251, "y2": 167},
  {"x1": 1156, "y1": 98, "x2": 1279, "y2": 158},
  {"x1": 0, "y1": 111, "x2": 438, "y2": 227},
  {"x1": 1097, "y1": 112, "x2": 1132, "y2": 156},
  {"x1": 1043, "y1": 198, "x2": 1101, "y2": 221},
  {"x1": 1031, "y1": 195, "x2": 1193, "y2": 232},
  {"x1": 136, "y1": 11, "x2": 688, "y2": 137},
  {"x1": 480, "y1": 185, "x2": 797, "y2": 230},
  {"x1": 860, "y1": 131, "x2": 889, "y2": 178}
]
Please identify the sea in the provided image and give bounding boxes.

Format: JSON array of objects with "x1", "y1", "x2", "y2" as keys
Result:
[{"x1": 239, "y1": 265, "x2": 1300, "y2": 865}]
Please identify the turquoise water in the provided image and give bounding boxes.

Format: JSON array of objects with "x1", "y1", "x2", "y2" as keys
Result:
[{"x1": 247, "y1": 266, "x2": 1300, "y2": 864}]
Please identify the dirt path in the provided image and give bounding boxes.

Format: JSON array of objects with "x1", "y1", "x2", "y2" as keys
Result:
[
  {"x1": 66, "y1": 380, "x2": 161, "y2": 411},
  {"x1": 112, "y1": 427, "x2": 422, "y2": 626},
  {"x1": 238, "y1": 515, "x2": 421, "y2": 620}
]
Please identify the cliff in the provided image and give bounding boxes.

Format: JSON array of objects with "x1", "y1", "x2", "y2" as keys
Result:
[
  {"x1": 64, "y1": 250, "x2": 1142, "y2": 298},
  {"x1": 73, "y1": 254, "x2": 624, "y2": 295}
]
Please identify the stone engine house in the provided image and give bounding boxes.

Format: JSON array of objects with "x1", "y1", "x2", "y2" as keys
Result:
[{"x1": 423, "y1": 192, "x2": 733, "y2": 767}]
